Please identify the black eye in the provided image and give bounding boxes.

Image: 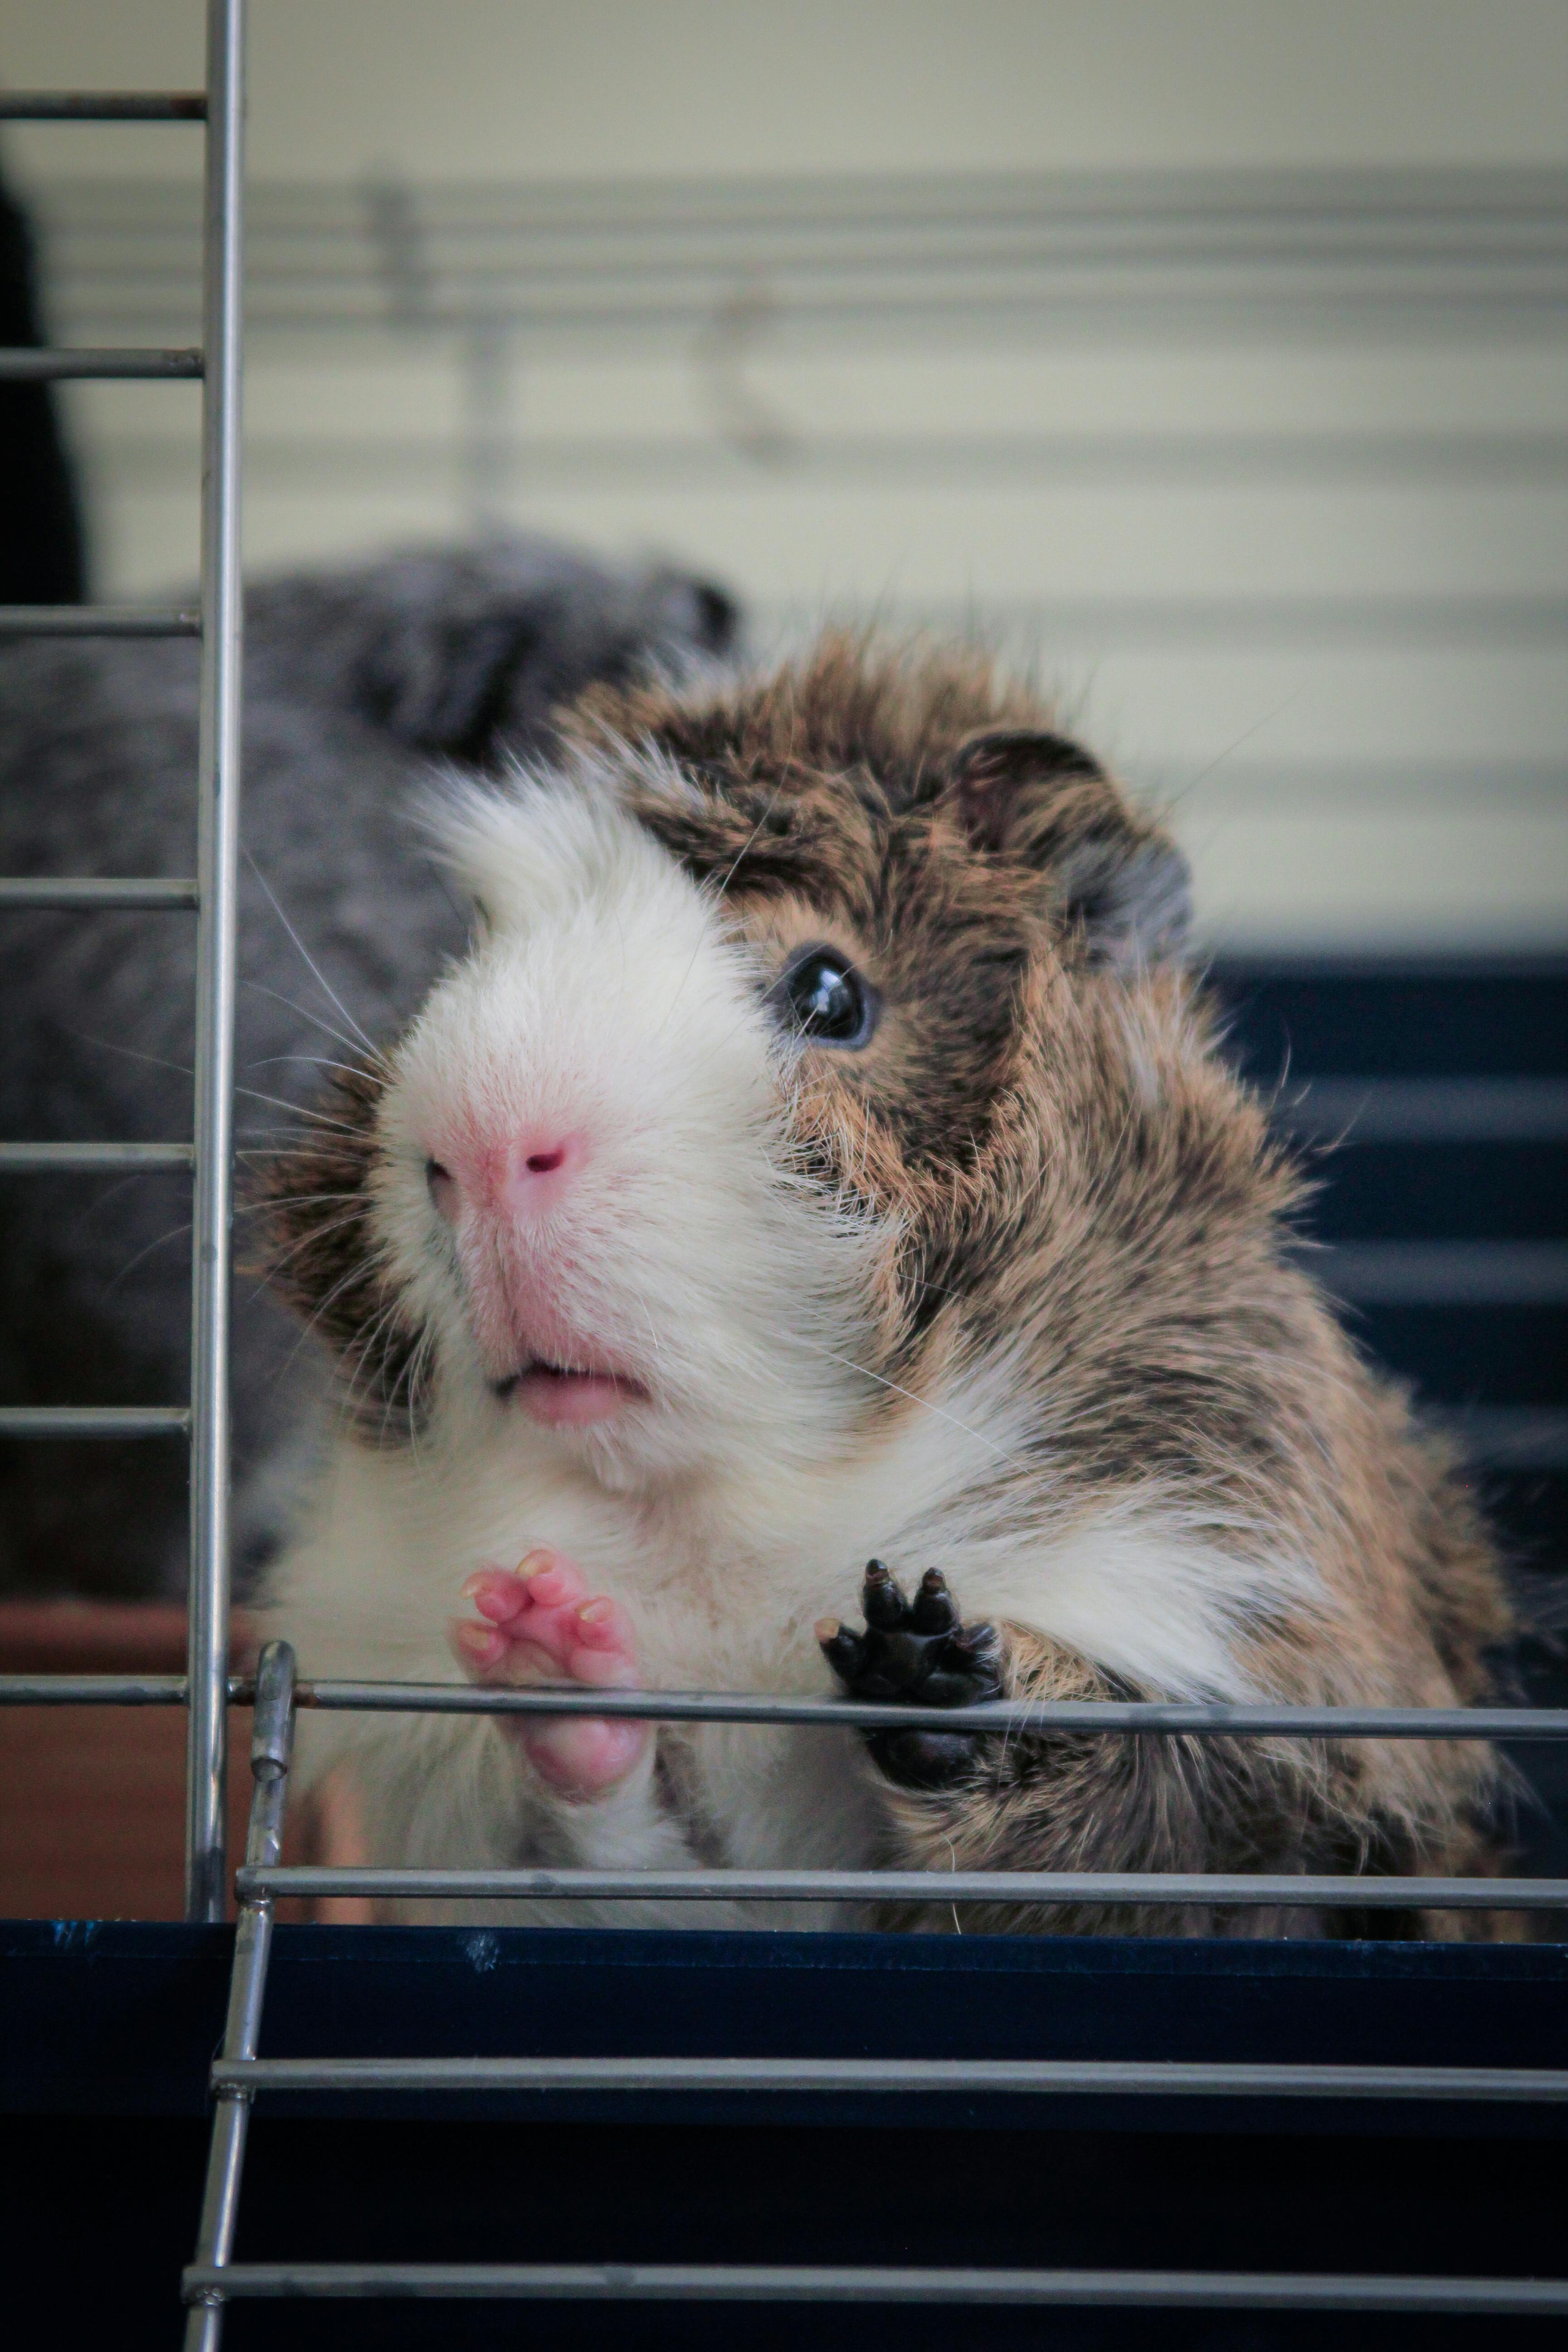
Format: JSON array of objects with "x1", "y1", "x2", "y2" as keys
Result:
[{"x1": 772, "y1": 947, "x2": 879, "y2": 1049}]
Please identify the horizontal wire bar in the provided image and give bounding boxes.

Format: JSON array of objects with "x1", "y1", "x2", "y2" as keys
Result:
[
  {"x1": 1167, "y1": 758, "x2": 1568, "y2": 811},
  {"x1": 44, "y1": 157, "x2": 1568, "y2": 222},
  {"x1": 84, "y1": 426, "x2": 1568, "y2": 495},
  {"x1": 1318, "y1": 1240, "x2": 1568, "y2": 1308},
  {"x1": 290, "y1": 1680, "x2": 1568, "y2": 1740},
  {"x1": 1280, "y1": 1076, "x2": 1568, "y2": 1144},
  {"x1": 0, "y1": 1674, "x2": 186, "y2": 1706},
  {"x1": 239, "y1": 1865, "x2": 1568, "y2": 1910},
  {"x1": 0, "y1": 606, "x2": 200, "y2": 637},
  {"x1": 5, "y1": 1675, "x2": 1563, "y2": 1745},
  {"x1": 56, "y1": 230, "x2": 1568, "y2": 284},
  {"x1": 0, "y1": 1406, "x2": 190, "y2": 1437},
  {"x1": 212, "y1": 2056, "x2": 1568, "y2": 2103},
  {"x1": 58, "y1": 296, "x2": 1568, "y2": 354},
  {"x1": 180, "y1": 2262, "x2": 1568, "y2": 2312},
  {"x1": 0, "y1": 1142, "x2": 193, "y2": 1172},
  {"x1": 759, "y1": 592, "x2": 1568, "y2": 651},
  {"x1": 0, "y1": 93, "x2": 206, "y2": 120},
  {"x1": 0, "y1": 347, "x2": 202, "y2": 379},
  {"x1": 1435, "y1": 1408, "x2": 1568, "y2": 1475},
  {"x1": 0, "y1": 877, "x2": 198, "y2": 909}
]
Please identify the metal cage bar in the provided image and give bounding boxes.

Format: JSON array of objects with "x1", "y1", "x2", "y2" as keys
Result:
[
  {"x1": 0, "y1": 1142, "x2": 193, "y2": 1171},
  {"x1": 183, "y1": 1642, "x2": 294, "y2": 2352},
  {"x1": 184, "y1": 0, "x2": 247, "y2": 1926},
  {"x1": 0, "y1": 606, "x2": 200, "y2": 635},
  {"x1": 0, "y1": 877, "x2": 198, "y2": 907},
  {"x1": 210, "y1": 2054, "x2": 1568, "y2": 2102},
  {"x1": 5, "y1": 1671, "x2": 1568, "y2": 1742},
  {"x1": 0, "y1": 348, "x2": 203, "y2": 379},
  {"x1": 282, "y1": 1677, "x2": 1568, "y2": 1740},
  {"x1": 238, "y1": 1862, "x2": 1568, "y2": 1911},
  {"x1": 0, "y1": 93, "x2": 207, "y2": 120},
  {"x1": 0, "y1": 1406, "x2": 191, "y2": 1437},
  {"x1": 181, "y1": 2264, "x2": 1568, "y2": 2314}
]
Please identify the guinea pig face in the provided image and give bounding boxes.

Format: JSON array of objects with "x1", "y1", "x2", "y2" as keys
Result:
[
  {"x1": 261, "y1": 635, "x2": 1193, "y2": 1494},
  {"x1": 368, "y1": 775, "x2": 887, "y2": 1485}
]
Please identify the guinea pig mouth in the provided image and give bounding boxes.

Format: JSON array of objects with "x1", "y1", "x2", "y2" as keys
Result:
[{"x1": 491, "y1": 1360, "x2": 650, "y2": 1430}]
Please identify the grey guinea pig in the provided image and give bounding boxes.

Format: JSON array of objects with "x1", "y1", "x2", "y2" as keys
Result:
[
  {"x1": 255, "y1": 633, "x2": 1513, "y2": 1939},
  {"x1": 0, "y1": 536, "x2": 738, "y2": 1600}
]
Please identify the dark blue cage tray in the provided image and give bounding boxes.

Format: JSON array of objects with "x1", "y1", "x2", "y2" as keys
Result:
[{"x1": 5, "y1": 1922, "x2": 1567, "y2": 2351}]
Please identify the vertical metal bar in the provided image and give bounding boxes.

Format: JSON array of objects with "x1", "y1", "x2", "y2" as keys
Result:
[
  {"x1": 186, "y1": 0, "x2": 246, "y2": 1924},
  {"x1": 184, "y1": 1642, "x2": 295, "y2": 2352}
]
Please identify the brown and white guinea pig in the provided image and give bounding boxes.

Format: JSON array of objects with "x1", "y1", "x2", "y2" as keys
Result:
[{"x1": 257, "y1": 632, "x2": 1512, "y2": 1937}]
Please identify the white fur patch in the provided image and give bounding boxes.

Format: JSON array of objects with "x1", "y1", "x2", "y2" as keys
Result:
[
  {"x1": 790, "y1": 1357, "x2": 1321, "y2": 1701},
  {"x1": 375, "y1": 764, "x2": 883, "y2": 1489}
]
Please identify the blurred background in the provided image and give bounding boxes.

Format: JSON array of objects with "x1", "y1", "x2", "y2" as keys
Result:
[
  {"x1": 2, "y1": 0, "x2": 1564, "y2": 949},
  {"x1": 0, "y1": 2, "x2": 1563, "y2": 1914}
]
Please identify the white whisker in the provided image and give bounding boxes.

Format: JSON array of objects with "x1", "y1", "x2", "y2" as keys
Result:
[{"x1": 242, "y1": 848, "x2": 380, "y2": 1056}]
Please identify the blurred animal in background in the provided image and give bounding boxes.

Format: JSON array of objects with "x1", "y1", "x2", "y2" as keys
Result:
[{"x1": 0, "y1": 539, "x2": 739, "y2": 1601}]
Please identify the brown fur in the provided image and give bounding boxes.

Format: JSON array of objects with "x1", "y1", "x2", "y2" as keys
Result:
[{"x1": 259, "y1": 633, "x2": 1514, "y2": 1934}]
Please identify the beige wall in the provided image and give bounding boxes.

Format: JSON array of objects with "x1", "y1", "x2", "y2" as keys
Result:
[
  {"x1": 5, "y1": 1, "x2": 1566, "y2": 177},
  {"x1": 3, "y1": 2, "x2": 1565, "y2": 947}
]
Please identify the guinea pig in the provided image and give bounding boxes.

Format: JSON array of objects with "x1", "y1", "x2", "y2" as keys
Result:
[{"x1": 258, "y1": 631, "x2": 1512, "y2": 1937}]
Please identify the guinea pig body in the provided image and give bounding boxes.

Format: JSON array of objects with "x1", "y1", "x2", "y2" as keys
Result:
[{"x1": 260, "y1": 635, "x2": 1510, "y2": 1936}]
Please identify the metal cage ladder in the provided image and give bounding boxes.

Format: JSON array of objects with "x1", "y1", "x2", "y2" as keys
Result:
[{"x1": 0, "y1": 3, "x2": 245, "y2": 1925}]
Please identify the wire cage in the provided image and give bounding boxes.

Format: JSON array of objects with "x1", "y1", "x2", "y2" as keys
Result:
[{"x1": 1, "y1": 5, "x2": 1566, "y2": 2343}]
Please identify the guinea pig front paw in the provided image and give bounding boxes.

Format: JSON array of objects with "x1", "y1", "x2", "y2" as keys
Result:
[
  {"x1": 816, "y1": 1560, "x2": 1004, "y2": 1792},
  {"x1": 450, "y1": 1550, "x2": 649, "y2": 1800}
]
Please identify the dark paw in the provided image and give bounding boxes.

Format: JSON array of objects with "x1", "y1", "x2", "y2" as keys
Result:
[{"x1": 817, "y1": 1561, "x2": 1004, "y2": 1791}]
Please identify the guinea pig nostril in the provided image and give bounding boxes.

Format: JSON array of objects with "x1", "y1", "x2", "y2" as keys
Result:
[
  {"x1": 524, "y1": 1147, "x2": 566, "y2": 1176},
  {"x1": 425, "y1": 1157, "x2": 455, "y2": 1210}
]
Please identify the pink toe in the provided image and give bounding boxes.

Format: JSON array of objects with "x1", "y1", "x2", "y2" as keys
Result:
[
  {"x1": 451, "y1": 1618, "x2": 505, "y2": 1672},
  {"x1": 566, "y1": 1601, "x2": 640, "y2": 1688},
  {"x1": 515, "y1": 1557, "x2": 588, "y2": 1611},
  {"x1": 573, "y1": 1596, "x2": 631, "y2": 1650},
  {"x1": 461, "y1": 1567, "x2": 531, "y2": 1625}
]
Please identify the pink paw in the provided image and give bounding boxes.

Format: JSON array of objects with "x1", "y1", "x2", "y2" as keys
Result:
[{"x1": 449, "y1": 1550, "x2": 648, "y2": 1799}]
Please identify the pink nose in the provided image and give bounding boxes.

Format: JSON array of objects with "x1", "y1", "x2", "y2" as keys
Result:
[
  {"x1": 426, "y1": 1130, "x2": 584, "y2": 1222},
  {"x1": 501, "y1": 1131, "x2": 582, "y2": 1212}
]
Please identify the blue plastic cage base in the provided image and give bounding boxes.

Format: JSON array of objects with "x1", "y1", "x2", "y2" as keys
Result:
[{"x1": 5, "y1": 1923, "x2": 1568, "y2": 2349}]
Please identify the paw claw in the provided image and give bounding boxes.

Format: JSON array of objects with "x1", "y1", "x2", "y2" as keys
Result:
[
  {"x1": 819, "y1": 1622, "x2": 867, "y2": 1683},
  {"x1": 862, "y1": 1559, "x2": 907, "y2": 1630},
  {"x1": 911, "y1": 1567, "x2": 959, "y2": 1635}
]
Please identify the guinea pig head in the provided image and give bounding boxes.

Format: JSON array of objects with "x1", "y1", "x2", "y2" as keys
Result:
[
  {"x1": 365, "y1": 774, "x2": 888, "y2": 1481},
  {"x1": 260, "y1": 634, "x2": 1203, "y2": 1493}
]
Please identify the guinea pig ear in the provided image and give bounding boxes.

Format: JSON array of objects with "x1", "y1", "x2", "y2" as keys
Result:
[
  {"x1": 354, "y1": 553, "x2": 743, "y2": 768},
  {"x1": 945, "y1": 728, "x2": 1192, "y2": 969},
  {"x1": 1051, "y1": 827, "x2": 1193, "y2": 970},
  {"x1": 357, "y1": 606, "x2": 541, "y2": 763},
  {"x1": 945, "y1": 727, "x2": 1104, "y2": 854}
]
